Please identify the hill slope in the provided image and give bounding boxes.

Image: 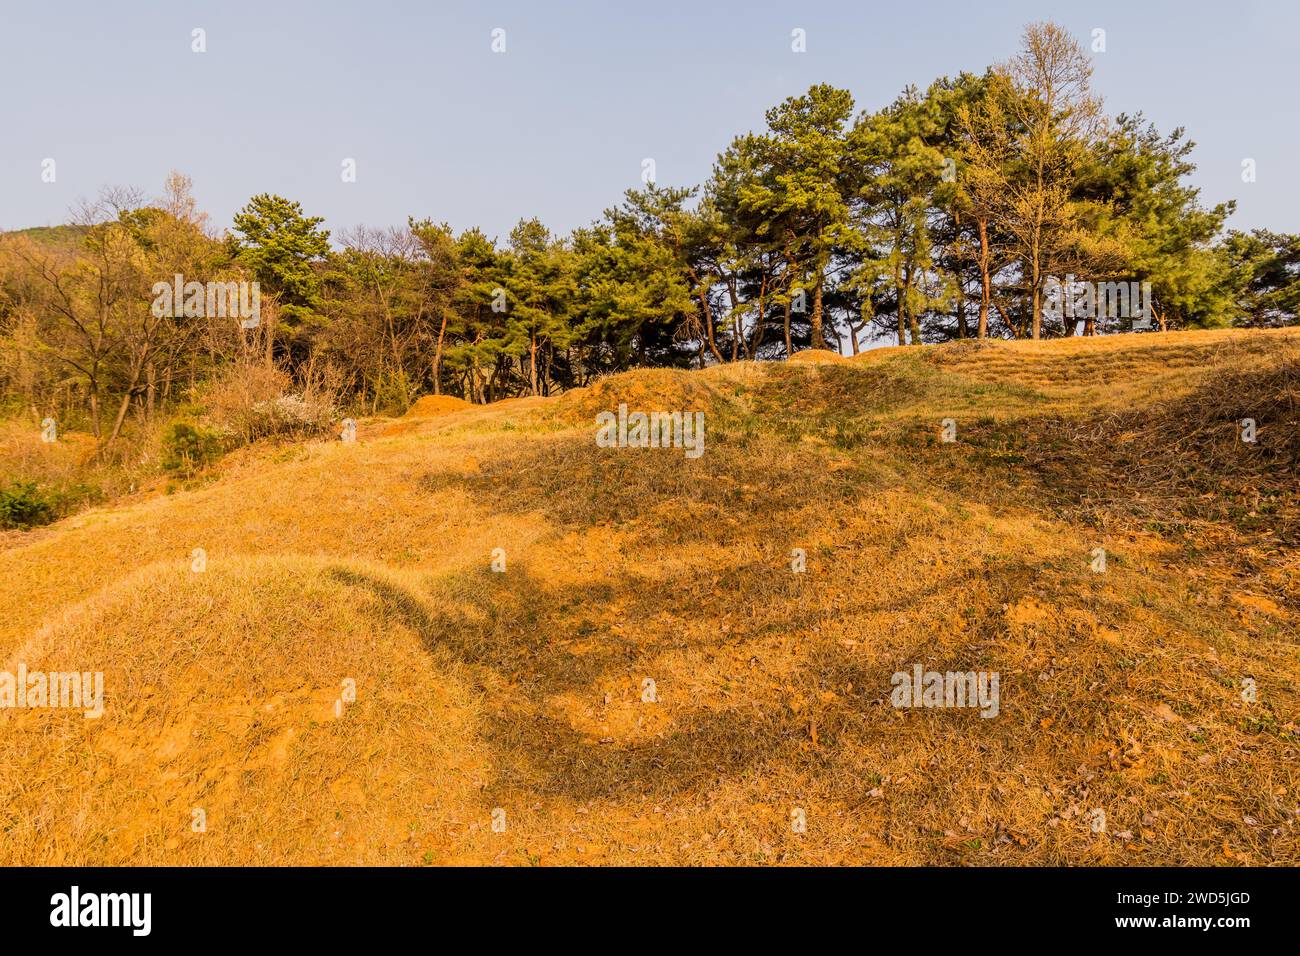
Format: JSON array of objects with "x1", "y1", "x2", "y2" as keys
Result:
[{"x1": 1, "y1": 328, "x2": 1297, "y2": 865}]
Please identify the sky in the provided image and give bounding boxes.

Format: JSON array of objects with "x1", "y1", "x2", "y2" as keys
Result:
[{"x1": 2, "y1": 0, "x2": 1296, "y2": 242}]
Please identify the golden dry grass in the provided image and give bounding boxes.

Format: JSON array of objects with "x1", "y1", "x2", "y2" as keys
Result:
[
  {"x1": 403, "y1": 394, "x2": 472, "y2": 418},
  {"x1": 0, "y1": 327, "x2": 1296, "y2": 865}
]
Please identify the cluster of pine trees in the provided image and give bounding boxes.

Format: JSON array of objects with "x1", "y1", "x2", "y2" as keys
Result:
[{"x1": 2, "y1": 22, "x2": 1297, "y2": 436}]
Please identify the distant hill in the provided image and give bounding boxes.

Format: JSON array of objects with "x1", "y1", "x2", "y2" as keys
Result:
[{"x1": 4, "y1": 224, "x2": 90, "y2": 251}]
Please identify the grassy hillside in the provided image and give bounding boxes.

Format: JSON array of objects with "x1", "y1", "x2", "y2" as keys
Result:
[
  {"x1": 1, "y1": 328, "x2": 1296, "y2": 865},
  {"x1": 4, "y1": 224, "x2": 90, "y2": 251}
]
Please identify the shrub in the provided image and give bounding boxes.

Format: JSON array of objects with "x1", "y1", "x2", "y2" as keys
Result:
[
  {"x1": 246, "y1": 393, "x2": 337, "y2": 440},
  {"x1": 372, "y1": 367, "x2": 418, "y2": 417},
  {"x1": 161, "y1": 421, "x2": 226, "y2": 476},
  {"x1": 204, "y1": 361, "x2": 340, "y2": 443},
  {"x1": 0, "y1": 481, "x2": 56, "y2": 528}
]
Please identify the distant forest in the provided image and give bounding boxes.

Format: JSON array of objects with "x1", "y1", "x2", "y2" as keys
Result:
[{"x1": 2, "y1": 21, "x2": 1297, "y2": 439}]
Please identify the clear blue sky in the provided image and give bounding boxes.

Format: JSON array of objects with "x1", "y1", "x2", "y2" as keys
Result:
[{"x1": 2, "y1": 0, "x2": 1295, "y2": 241}]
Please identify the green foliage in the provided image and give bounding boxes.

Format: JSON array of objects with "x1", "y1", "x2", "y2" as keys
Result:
[
  {"x1": 371, "y1": 367, "x2": 419, "y2": 416},
  {"x1": 7, "y1": 224, "x2": 91, "y2": 252},
  {"x1": 727, "y1": 84, "x2": 857, "y2": 349},
  {"x1": 1087, "y1": 114, "x2": 1236, "y2": 329},
  {"x1": 1219, "y1": 230, "x2": 1300, "y2": 327},
  {"x1": 161, "y1": 421, "x2": 226, "y2": 476},
  {"x1": 848, "y1": 80, "x2": 960, "y2": 344},
  {"x1": 571, "y1": 186, "x2": 698, "y2": 372},
  {"x1": 0, "y1": 481, "x2": 56, "y2": 528},
  {"x1": 502, "y1": 219, "x2": 576, "y2": 394},
  {"x1": 229, "y1": 194, "x2": 332, "y2": 333}
]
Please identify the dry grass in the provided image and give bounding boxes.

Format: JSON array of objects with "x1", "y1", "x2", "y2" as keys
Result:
[
  {"x1": 0, "y1": 328, "x2": 1296, "y2": 865},
  {"x1": 403, "y1": 394, "x2": 471, "y2": 418},
  {"x1": 0, "y1": 418, "x2": 159, "y2": 525}
]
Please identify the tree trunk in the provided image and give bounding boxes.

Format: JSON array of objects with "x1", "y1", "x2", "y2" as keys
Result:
[
  {"x1": 782, "y1": 243, "x2": 799, "y2": 358},
  {"x1": 992, "y1": 296, "x2": 1017, "y2": 337},
  {"x1": 1030, "y1": 279, "x2": 1041, "y2": 340},
  {"x1": 103, "y1": 357, "x2": 147, "y2": 453},
  {"x1": 264, "y1": 300, "x2": 275, "y2": 367},
  {"x1": 695, "y1": 288, "x2": 724, "y2": 363},
  {"x1": 746, "y1": 269, "x2": 768, "y2": 359},
  {"x1": 782, "y1": 299, "x2": 792, "y2": 358},
  {"x1": 1030, "y1": 238, "x2": 1042, "y2": 340},
  {"x1": 955, "y1": 281, "x2": 968, "y2": 339},
  {"x1": 431, "y1": 307, "x2": 449, "y2": 395},
  {"x1": 529, "y1": 332, "x2": 538, "y2": 395},
  {"x1": 905, "y1": 262, "x2": 921, "y2": 345},
  {"x1": 810, "y1": 268, "x2": 826, "y2": 350},
  {"x1": 894, "y1": 263, "x2": 907, "y2": 347},
  {"x1": 725, "y1": 277, "x2": 741, "y2": 361},
  {"x1": 88, "y1": 385, "x2": 101, "y2": 440},
  {"x1": 976, "y1": 218, "x2": 991, "y2": 339}
]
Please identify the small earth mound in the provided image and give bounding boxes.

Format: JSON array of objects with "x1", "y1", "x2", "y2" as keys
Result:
[
  {"x1": 789, "y1": 348, "x2": 852, "y2": 365},
  {"x1": 555, "y1": 367, "x2": 727, "y2": 423},
  {"x1": 929, "y1": 338, "x2": 1002, "y2": 363},
  {"x1": 403, "y1": 394, "x2": 471, "y2": 418}
]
